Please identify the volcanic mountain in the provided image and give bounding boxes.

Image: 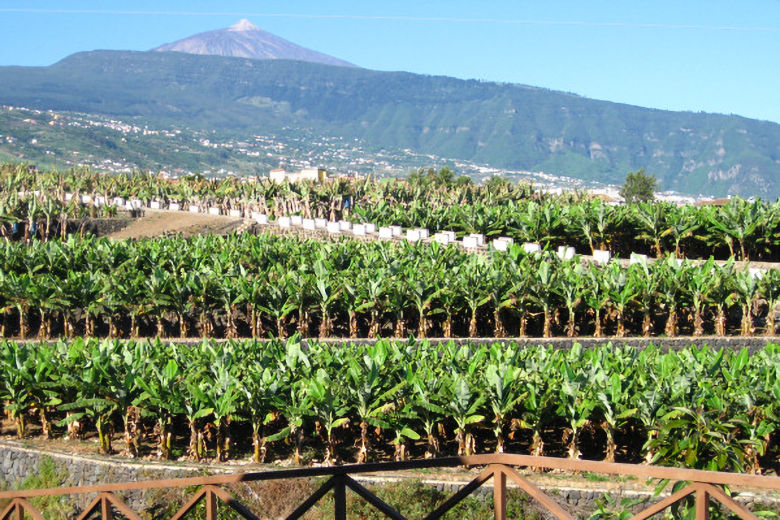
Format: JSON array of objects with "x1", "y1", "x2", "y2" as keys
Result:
[{"x1": 152, "y1": 19, "x2": 356, "y2": 68}]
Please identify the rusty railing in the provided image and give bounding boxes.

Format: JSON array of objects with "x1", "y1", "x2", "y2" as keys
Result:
[{"x1": 1, "y1": 453, "x2": 778, "y2": 520}]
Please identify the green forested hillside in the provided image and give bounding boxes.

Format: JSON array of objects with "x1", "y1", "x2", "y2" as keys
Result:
[{"x1": 1, "y1": 50, "x2": 778, "y2": 197}]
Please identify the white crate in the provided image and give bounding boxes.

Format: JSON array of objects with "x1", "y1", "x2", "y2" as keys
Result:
[
  {"x1": 189, "y1": 205, "x2": 200, "y2": 213},
  {"x1": 434, "y1": 233, "x2": 450, "y2": 244},
  {"x1": 327, "y1": 222, "x2": 341, "y2": 234},
  {"x1": 523, "y1": 242, "x2": 541, "y2": 254},
  {"x1": 417, "y1": 228, "x2": 429, "y2": 239},
  {"x1": 378, "y1": 227, "x2": 393, "y2": 239},
  {"x1": 364, "y1": 223, "x2": 376, "y2": 234},
  {"x1": 390, "y1": 225, "x2": 403, "y2": 237},
  {"x1": 124, "y1": 202, "x2": 135, "y2": 211},
  {"x1": 302, "y1": 219, "x2": 316, "y2": 230},
  {"x1": 278, "y1": 216, "x2": 291, "y2": 228},
  {"x1": 81, "y1": 195, "x2": 92, "y2": 204},
  {"x1": 113, "y1": 197, "x2": 125, "y2": 206},
  {"x1": 291, "y1": 215, "x2": 303, "y2": 226},
  {"x1": 229, "y1": 209, "x2": 242, "y2": 217},
  {"x1": 749, "y1": 268, "x2": 765, "y2": 279},
  {"x1": 406, "y1": 229, "x2": 421, "y2": 242},
  {"x1": 168, "y1": 203, "x2": 180, "y2": 211},
  {"x1": 338, "y1": 220, "x2": 352, "y2": 231},
  {"x1": 462, "y1": 236, "x2": 479, "y2": 248},
  {"x1": 65, "y1": 193, "x2": 74, "y2": 201},
  {"x1": 492, "y1": 239, "x2": 509, "y2": 251},
  {"x1": 149, "y1": 201, "x2": 161, "y2": 209},
  {"x1": 629, "y1": 253, "x2": 648, "y2": 265},
  {"x1": 255, "y1": 214, "x2": 269, "y2": 225},
  {"x1": 130, "y1": 199, "x2": 142, "y2": 209},
  {"x1": 443, "y1": 231, "x2": 457, "y2": 241},
  {"x1": 352, "y1": 224, "x2": 366, "y2": 236},
  {"x1": 558, "y1": 246, "x2": 576, "y2": 261},
  {"x1": 469, "y1": 233, "x2": 485, "y2": 246},
  {"x1": 314, "y1": 218, "x2": 327, "y2": 229},
  {"x1": 593, "y1": 249, "x2": 611, "y2": 265},
  {"x1": 94, "y1": 196, "x2": 106, "y2": 207}
]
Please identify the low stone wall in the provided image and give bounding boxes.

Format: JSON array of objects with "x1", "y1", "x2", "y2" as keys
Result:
[{"x1": 0, "y1": 441, "x2": 776, "y2": 518}]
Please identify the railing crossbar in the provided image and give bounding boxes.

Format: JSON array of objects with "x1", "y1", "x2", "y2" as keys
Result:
[{"x1": 422, "y1": 465, "x2": 495, "y2": 520}]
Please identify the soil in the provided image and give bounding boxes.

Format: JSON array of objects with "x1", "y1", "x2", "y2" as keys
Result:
[{"x1": 105, "y1": 209, "x2": 244, "y2": 240}]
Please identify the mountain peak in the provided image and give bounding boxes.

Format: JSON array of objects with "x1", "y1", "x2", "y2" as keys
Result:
[
  {"x1": 152, "y1": 21, "x2": 356, "y2": 68},
  {"x1": 229, "y1": 19, "x2": 259, "y2": 32}
]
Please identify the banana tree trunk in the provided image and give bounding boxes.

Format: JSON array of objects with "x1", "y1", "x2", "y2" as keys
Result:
[
  {"x1": 468, "y1": 308, "x2": 478, "y2": 337},
  {"x1": 567, "y1": 427, "x2": 581, "y2": 460},
  {"x1": 493, "y1": 308, "x2": 506, "y2": 338},
  {"x1": 124, "y1": 406, "x2": 139, "y2": 458},
  {"x1": 349, "y1": 311, "x2": 359, "y2": 338},
  {"x1": 369, "y1": 309, "x2": 380, "y2": 338},
  {"x1": 715, "y1": 308, "x2": 727, "y2": 336},
  {"x1": 178, "y1": 312, "x2": 188, "y2": 338},
  {"x1": 276, "y1": 317, "x2": 287, "y2": 339},
  {"x1": 615, "y1": 310, "x2": 626, "y2": 337},
  {"x1": 188, "y1": 421, "x2": 201, "y2": 461},
  {"x1": 156, "y1": 316, "x2": 165, "y2": 337},
  {"x1": 394, "y1": 310, "x2": 405, "y2": 337},
  {"x1": 417, "y1": 309, "x2": 428, "y2": 338},
  {"x1": 566, "y1": 308, "x2": 576, "y2": 337},
  {"x1": 357, "y1": 421, "x2": 369, "y2": 463},
  {"x1": 37, "y1": 310, "x2": 49, "y2": 339},
  {"x1": 603, "y1": 423, "x2": 616, "y2": 462},
  {"x1": 593, "y1": 308, "x2": 603, "y2": 337},
  {"x1": 693, "y1": 307, "x2": 705, "y2": 336},
  {"x1": 318, "y1": 313, "x2": 332, "y2": 338},
  {"x1": 39, "y1": 408, "x2": 50, "y2": 439},
  {"x1": 664, "y1": 307, "x2": 677, "y2": 337},
  {"x1": 227, "y1": 305, "x2": 238, "y2": 338},
  {"x1": 741, "y1": 302, "x2": 754, "y2": 336},
  {"x1": 297, "y1": 308, "x2": 309, "y2": 337},
  {"x1": 14, "y1": 413, "x2": 25, "y2": 438},
  {"x1": 543, "y1": 307, "x2": 553, "y2": 338},
  {"x1": 252, "y1": 426, "x2": 266, "y2": 463}
]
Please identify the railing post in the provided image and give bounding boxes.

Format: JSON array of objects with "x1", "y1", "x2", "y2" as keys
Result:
[
  {"x1": 206, "y1": 488, "x2": 217, "y2": 520},
  {"x1": 493, "y1": 468, "x2": 506, "y2": 520},
  {"x1": 696, "y1": 486, "x2": 709, "y2": 520},
  {"x1": 334, "y1": 475, "x2": 346, "y2": 520},
  {"x1": 14, "y1": 501, "x2": 23, "y2": 520},
  {"x1": 101, "y1": 495, "x2": 113, "y2": 520}
]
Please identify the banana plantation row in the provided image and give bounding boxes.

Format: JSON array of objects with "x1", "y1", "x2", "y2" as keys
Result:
[
  {"x1": 1, "y1": 338, "x2": 776, "y2": 473},
  {"x1": 3, "y1": 162, "x2": 780, "y2": 261},
  {"x1": 1, "y1": 234, "x2": 779, "y2": 340}
]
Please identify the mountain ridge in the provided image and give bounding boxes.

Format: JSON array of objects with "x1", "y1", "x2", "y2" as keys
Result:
[
  {"x1": 0, "y1": 50, "x2": 778, "y2": 197},
  {"x1": 152, "y1": 19, "x2": 356, "y2": 68}
]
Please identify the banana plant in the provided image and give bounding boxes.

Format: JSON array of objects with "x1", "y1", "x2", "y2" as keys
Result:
[
  {"x1": 733, "y1": 267, "x2": 760, "y2": 336},
  {"x1": 557, "y1": 347, "x2": 598, "y2": 460},
  {"x1": 307, "y1": 368, "x2": 350, "y2": 465},
  {"x1": 483, "y1": 344, "x2": 525, "y2": 453},
  {"x1": 0, "y1": 341, "x2": 37, "y2": 436},
  {"x1": 516, "y1": 346, "x2": 560, "y2": 457},
  {"x1": 591, "y1": 346, "x2": 638, "y2": 462},
  {"x1": 241, "y1": 355, "x2": 283, "y2": 463},
  {"x1": 444, "y1": 374, "x2": 485, "y2": 456},
  {"x1": 136, "y1": 346, "x2": 185, "y2": 459},
  {"x1": 345, "y1": 341, "x2": 403, "y2": 462}
]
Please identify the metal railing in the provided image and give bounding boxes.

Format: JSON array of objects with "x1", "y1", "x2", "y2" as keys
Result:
[{"x1": 1, "y1": 454, "x2": 778, "y2": 520}]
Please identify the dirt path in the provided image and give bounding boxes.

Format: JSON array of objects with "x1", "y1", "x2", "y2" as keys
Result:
[{"x1": 106, "y1": 209, "x2": 244, "y2": 240}]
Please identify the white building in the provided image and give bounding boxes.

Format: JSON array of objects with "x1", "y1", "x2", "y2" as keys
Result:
[{"x1": 269, "y1": 167, "x2": 327, "y2": 184}]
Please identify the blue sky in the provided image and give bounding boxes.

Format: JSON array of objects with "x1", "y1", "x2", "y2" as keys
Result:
[{"x1": 1, "y1": 1, "x2": 779, "y2": 123}]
